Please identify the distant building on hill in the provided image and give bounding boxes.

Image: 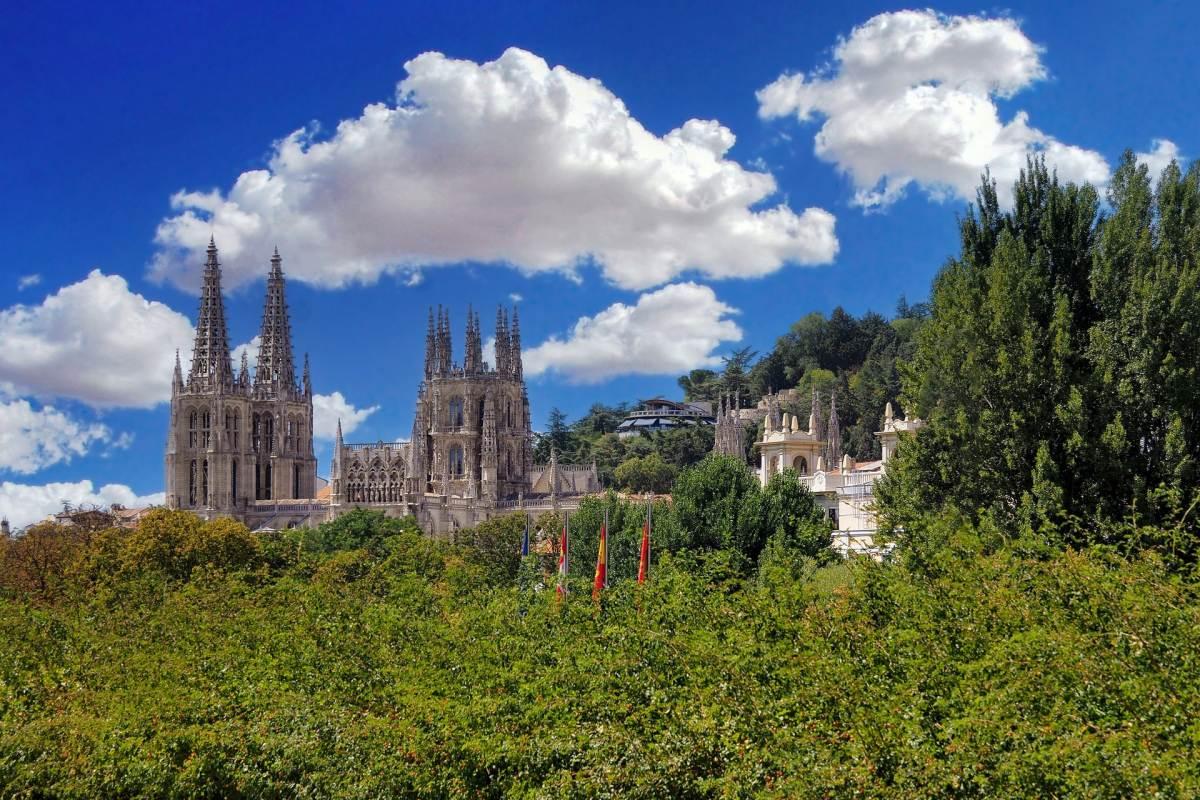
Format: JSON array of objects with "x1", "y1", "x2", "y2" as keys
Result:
[
  {"x1": 756, "y1": 395, "x2": 923, "y2": 558},
  {"x1": 615, "y1": 397, "x2": 714, "y2": 438}
]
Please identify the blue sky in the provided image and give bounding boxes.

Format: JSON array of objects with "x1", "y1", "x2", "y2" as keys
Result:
[{"x1": 1, "y1": 1, "x2": 1195, "y2": 525}]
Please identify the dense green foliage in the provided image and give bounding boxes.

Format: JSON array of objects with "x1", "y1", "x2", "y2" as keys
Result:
[
  {"x1": 533, "y1": 403, "x2": 715, "y2": 486},
  {"x1": 672, "y1": 456, "x2": 831, "y2": 565},
  {"x1": 880, "y1": 155, "x2": 1200, "y2": 561},
  {"x1": 3, "y1": 510, "x2": 1199, "y2": 797}
]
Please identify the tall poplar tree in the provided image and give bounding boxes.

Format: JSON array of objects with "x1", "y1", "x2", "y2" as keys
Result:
[{"x1": 879, "y1": 154, "x2": 1200, "y2": 557}]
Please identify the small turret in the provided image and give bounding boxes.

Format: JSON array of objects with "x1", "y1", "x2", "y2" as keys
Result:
[
  {"x1": 238, "y1": 350, "x2": 251, "y2": 391},
  {"x1": 303, "y1": 353, "x2": 312, "y2": 397},
  {"x1": 172, "y1": 349, "x2": 184, "y2": 395}
]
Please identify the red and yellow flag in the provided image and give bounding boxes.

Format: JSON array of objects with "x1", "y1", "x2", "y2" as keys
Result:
[
  {"x1": 637, "y1": 501, "x2": 651, "y2": 585},
  {"x1": 556, "y1": 514, "x2": 569, "y2": 598},
  {"x1": 592, "y1": 513, "x2": 608, "y2": 600}
]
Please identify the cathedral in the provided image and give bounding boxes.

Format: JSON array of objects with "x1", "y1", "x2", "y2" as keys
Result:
[{"x1": 166, "y1": 239, "x2": 598, "y2": 534}]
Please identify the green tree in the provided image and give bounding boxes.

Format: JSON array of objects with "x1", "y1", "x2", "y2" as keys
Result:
[
  {"x1": 757, "y1": 468, "x2": 831, "y2": 558},
  {"x1": 883, "y1": 154, "x2": 1200, "y2": 560},
  {"x1": 613, "y1": 453, "x2": 677, "y2": 493},
  {"x1": 677, "y1": 368, "x2": 722, "y2": 402},
  {"x1": 672, "y1": 454, "x2": 765, "y2": 561}
]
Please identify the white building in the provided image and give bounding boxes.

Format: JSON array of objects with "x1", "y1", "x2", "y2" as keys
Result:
[{"x1": 756, "y1": 399, "x2": 923, "y2": 558}]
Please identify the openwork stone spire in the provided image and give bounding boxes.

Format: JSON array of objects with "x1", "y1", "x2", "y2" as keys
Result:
[
  {"x1": 254, "y1": 247, "x2": 297, "y2": 396},
  {"x1": 465, "y1": 305, "x2": 483, "y2": 374},
  {"x1": 826, "y1": 391, "x2": 842, "y2": 468},
  {"x1": 494, "y1": 306, "x2": 510, "y2": 375},
  {"x1": 188, "y1": 237, "x2": 234, "y2": 390},
  {"x1": 510, "y1": 306, "x2": 522, "y2": 379},
  {"x1": 424, "y1": 308, "x2": 436, "y2": 380}
]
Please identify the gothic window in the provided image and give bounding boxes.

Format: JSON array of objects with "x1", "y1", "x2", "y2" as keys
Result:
[
  {"x1": 202, "y1": 459, "x2": 209, "y2": 505},
  {"x1": 793, "y1": 456, "x2": 808, "y2": 475},
  {"x1": 506, "y1": 398, "x2": 513, "y2": 428},
  {"x1": 226, "y1": 409, "x2": 240, "y2": 448},
  {"x1": 231, "y1": 459, "x2": 238, "y2": 504},
  {"x1": 285, "y1": 418, "x2": 295, "y2": 453},
  {"x1": 252, "y1": 413, "x2": 262, "y2": 454},
  {"x1": 506, "y1": 448, "x2": 514, "y2": 479},
  {"x1": 264, "y1": 463, "x2": 273, "y2": 500},
  {"x1": 448, "y1": 444, "x2": 464, "y2": 477},
  {"x1": 296, "y1": 421, "x2": 304, "y2": 454},
  {"x1": 188, "y1": 410, "x2": 198, "y2": 447},
  {"x1": 188, "y1": 459, "x2": 197, "y2": 506},
  {"x1": 267, "y1": 415, "x2": 275, "y2": 454},
  {"x1": 293, "y1": 464, "x2": 300, "y2": 499},
  {"x1": 201, "y1": 410, "x2": 211, "y2": 449},
  {"x1": 449, "y1": 396, "x2": 465, "y2": 428}
]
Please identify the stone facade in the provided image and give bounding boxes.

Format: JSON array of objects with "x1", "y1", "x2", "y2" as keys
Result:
[
  {"x1": 163, "y1": 239, "x2": 599, "y2": 534},
  {"x1": 165, "y1": 241, "x2": 318, "y2": 522},
  {"x1": 330, "y1": 305, "x2": 600, "y2": 535}
]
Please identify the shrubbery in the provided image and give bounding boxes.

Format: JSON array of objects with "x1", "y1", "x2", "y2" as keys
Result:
[{"x1": 1, "y1": 507, "x2": 1198, "y2": 796}]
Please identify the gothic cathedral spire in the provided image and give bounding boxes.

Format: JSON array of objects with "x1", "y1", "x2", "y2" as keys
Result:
[
  {"x1": 464, "y1": 304, "x2": 483, "y2": 374},
  {"x1": 254, "y1": 247, "x2": 297, "y2": 397},
  {"x1": 188, "y1": 237, "x2": 234, "y2": 390},
  {"x1": 424, "y1": 307, "x2": 436, "y2": 380},
  {"x1": 510, "y1": 306, "x2": 522, "y2": 379},
  {"x1": 494, "y1": 306, "x2": 510, "y2": 375}
]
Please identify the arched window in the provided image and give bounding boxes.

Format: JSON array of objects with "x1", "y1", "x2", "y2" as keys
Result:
[
  {"x1": 201, "y1": 459, "x2": 209, "y2": 505},
  {"x1": 264, "y1": 463, "x2": 273, "y2": 500},
  {"x1": 506, "y1": 398, "x2": 513, "y2": 428},
  {"x1": 231, "y1": 459, "x2": 238, "y2": 504},
  {"x1": 226, "y1": 409, "x2": 240, "y2": 448},
  {"x1": 448, "y1": 397, "x2": 465, "y2": 428},
  {"x1": 188, "y1": 459, "x2": 197, "y2": 506},
  {"x1": 448, "y1": 444, "x2": 464, "y2": 477},
  {"x1": 264, "y1": 415, "x2": 275, "y2": 454},
  {"x1": 188, "y1": 410, "x2": 198, "y2": 447},
  {"x1": 793, "y1": 455, "x2": 808, "y2": 475},
  {"x1": 293, "y1": 464, "x2": 300, "y2": 499},
  {"x1": 200, "y1": 410, "x2": 211, "y2": 448}
]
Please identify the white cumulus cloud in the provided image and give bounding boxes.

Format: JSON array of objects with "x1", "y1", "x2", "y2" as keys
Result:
[
  {"x1": 312, "y1": 391, "x2": 379, "y2": 440},
  {"x1": 1136, "y1": 139, "x2": 1183, "y2": 179},
  {"x1": 0, "y1": 480, "x2": 164, "y2": 530},
  {"x1": 0, "y1": 270, "x2": 194, "y2": 409},
  {"x1": 231, "y1": 335, "x2": 261, "y2": 374},
  {"x1": 151, "y1": 47, "x2": 838, "y2": 292},
  {"x1": 757, "y1": 10, "x2": 1111, "y2": 207},
  {"x1": 523, "y1": 282, "x2": 742, "y2": 383},
  {"x1": 0, "y1": 396, "x2": 112, "y2": 475}
]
